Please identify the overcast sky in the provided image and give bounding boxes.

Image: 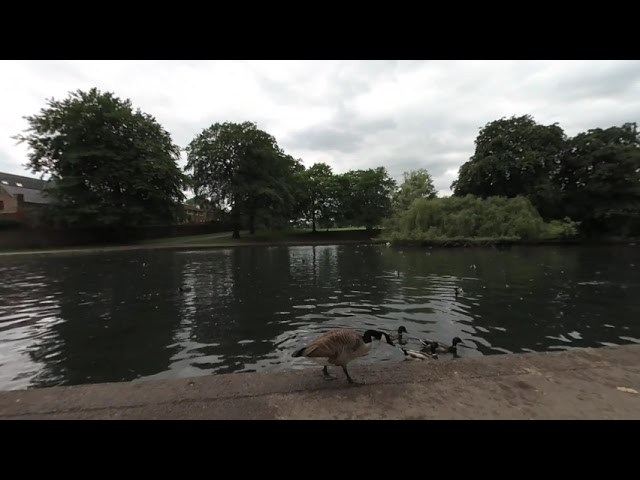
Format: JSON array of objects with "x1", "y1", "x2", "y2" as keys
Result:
[{"x1": 1, "y1": 60, "x2": 639, "y2": 196}]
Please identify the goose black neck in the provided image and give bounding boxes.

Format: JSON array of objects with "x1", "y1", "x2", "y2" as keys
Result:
[{"x1": 363, "y1": 330, "x2": 381, "y2": 343}]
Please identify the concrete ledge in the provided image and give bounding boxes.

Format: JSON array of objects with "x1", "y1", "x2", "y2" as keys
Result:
[{"x1": 1, "y1": 345, "x2": 640, "y2": 419}]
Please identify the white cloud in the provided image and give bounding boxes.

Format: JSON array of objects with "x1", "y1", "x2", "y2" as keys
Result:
[{"x1": 1, "y1": 60, "x2": 639, "y2": 194}]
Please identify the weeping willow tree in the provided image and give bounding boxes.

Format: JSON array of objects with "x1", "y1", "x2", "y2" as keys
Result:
[{"x1": 384, "y1": 194, "x2": 578, "y2": 244}]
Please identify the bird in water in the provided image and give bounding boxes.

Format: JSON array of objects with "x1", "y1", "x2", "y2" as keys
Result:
[
  {"x1": 292, "y1": 328, "x2": 395, "y2": 384},
  {"x1": 393, "y1": 325, "x2": 409, "y2": 345},
  {"x1": 179, "y1": 286, "x2": 192, "y2": 293},
  {"x1": 454, "y1": 287, "x2": 464, "y2": 296},
  {"x1": 420, "y1": 336, "x2": 465, "y2": 354},
  {"x1": 401, "y1": 343, "x2": 438, "y2": 361}
]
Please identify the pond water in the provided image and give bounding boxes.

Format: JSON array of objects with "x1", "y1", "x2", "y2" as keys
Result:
[{"x1": 1, "y1": 244, "x2": 639, "y2": 390}]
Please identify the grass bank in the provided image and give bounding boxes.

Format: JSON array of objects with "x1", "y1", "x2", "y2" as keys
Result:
[
  {"x1": 2, "y1": 227, "x2": 637, "y2": 258},
  {"x1": 0, "y1": 228, "x2": 381, "y2": 257},
  {"x1": 383, "y1": 236, "x2": 640, "y2": 249}
]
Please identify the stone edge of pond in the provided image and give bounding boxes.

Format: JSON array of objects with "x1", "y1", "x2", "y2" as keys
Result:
[{"x1": 1, "y1": 344, "x2": 639, "y2": 419}]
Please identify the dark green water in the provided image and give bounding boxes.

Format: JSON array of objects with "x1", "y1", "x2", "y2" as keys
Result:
[{"x1": 0, "y1": 244, "x2": 639, "y2": 391}]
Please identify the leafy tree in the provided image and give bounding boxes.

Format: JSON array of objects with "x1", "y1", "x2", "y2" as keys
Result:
[
  {"x1": 340, "y1": 167, "x2": 396, "y2": 230},
  {"x1": 393, "y1": 168, "x2": 437, "y2": 211},
  {"x1": 13, "y1": 88, "x2": 187, "y2": 227},
  {"x1": 555, "y1": 122, "x2": 640, "y2": 236},
  {"x1": 185, "y1": 121, "x2": 295, "y2": 238},
  {"x1": 452, "y1": 115, "x2": 566, "y2": 219},
  {"x1": 298, "y1": 163, "x2": 338, "y2": 232},
  {"x1": 386, "y1": 194, "x2": 578, "y2": 242},
  {"x1": 331, "y1": 172, "x2": 355, "y2": 228},
  {"x1": 254, "y1": 154, "x2": 305, "y2": 231}
]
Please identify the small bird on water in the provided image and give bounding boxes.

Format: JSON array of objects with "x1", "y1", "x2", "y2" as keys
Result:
[
  {"x1": 420, "y1": 336, "x2": 465, "y2": 354},
  {"x1": 393, "y1": 325, "x2": 409, "y2": 345},
  {"x1": 292, "y1": 328, "x2": 395, "y2": 384},
  {"x1": 401, "y1": 343, "x2": 438, "y2": 361}
]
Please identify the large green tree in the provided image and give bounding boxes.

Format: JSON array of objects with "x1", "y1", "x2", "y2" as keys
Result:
[
  {"x1": 555, "y1": 122, "x2": 640, "y2": 236},
  {"x1": 452, "y1": 114, "x2": 566, "y2": 219},
  {"x1": 255, "y1": 153, "x2": 304, "y2": 230},
  {"x1": 297, "y1": 162, "x2": 338, "y2": 232},
  {"x1": 393, "y1": 168, "x2": 437, "y2": 211},
  {"x1": 340, "y1": 167, "x2": 396, "y2": 230},
  {"x1": 185, "y1": 121, "x2": 297, "y2": 238},
  {"x1": 14, "y1": 88, "x2": 187, "y2": 227}
]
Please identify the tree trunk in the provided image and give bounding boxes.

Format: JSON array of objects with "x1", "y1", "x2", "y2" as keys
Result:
[
  {"x1": 249, "y1": 213, "x2": 255, "y2": 235},
  {"x1": 231, "y1": 204, "x2": 240, "y2": 239},
  {"x1": 312, "y1": 210, "x2": 316, "y2": 233}
]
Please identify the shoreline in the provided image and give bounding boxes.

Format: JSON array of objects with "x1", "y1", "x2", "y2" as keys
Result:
[
  {"x1": 1, "y1": 344, "x2": 639, "y2": 419},
  {"x1": 0, "y1": 238, "x2": 379, "y2": 257},
  {"x1": 0, "y1": 236, "x2": 637, "y2": 257},
  {"x1": 387, "y1": 237, "x2": 638, "y2": 249}
]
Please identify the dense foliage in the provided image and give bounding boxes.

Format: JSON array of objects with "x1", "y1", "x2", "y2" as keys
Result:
[
  {"x1": 452, "y1": 115, "x2": 640, "y2": 237},
  {"x1": 384, "y1": 195, "x2": 579, "y2": 243},
  {"x1": 14, "y1": 88, "x2": 187, "y2": 227},
  {"x1": 185, "y1": 121, "x2": 300, "y2": 238},
  {"x1": 15, "y1": 88, "x2": 639, "y2": 241}
]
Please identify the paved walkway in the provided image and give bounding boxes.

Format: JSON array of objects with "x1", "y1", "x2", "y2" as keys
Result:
[{"x1": 1, "y1": 345, "x2": 639, "y2": 419}]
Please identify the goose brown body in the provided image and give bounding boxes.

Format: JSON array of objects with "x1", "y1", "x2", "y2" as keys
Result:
[{"x1": 292, "y1": 328, "x2": 394, "y2": 384}]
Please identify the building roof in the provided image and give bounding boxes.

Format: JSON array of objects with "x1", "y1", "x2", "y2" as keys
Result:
[
  {"x1": 0, "y1": 171, "x2": 52, "y2": 204},
  {"x1": 183, "y1": 204, "x2": 202, "y2": 212}
]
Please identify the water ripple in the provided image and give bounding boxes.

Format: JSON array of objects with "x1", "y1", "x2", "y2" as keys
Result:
[{"x1": 0, "y1": 244, "x2": 639, "y2": 390}]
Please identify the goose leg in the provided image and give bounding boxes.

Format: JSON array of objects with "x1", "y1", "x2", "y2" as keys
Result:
[
  {"x1": 322, "y1": 365, "x2": 336, "y2": 380},
  {"x1": 342, "y1": 365, "x2": 358, "y2": 384}
]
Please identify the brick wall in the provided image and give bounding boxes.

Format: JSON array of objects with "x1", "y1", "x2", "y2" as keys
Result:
[{"x1": 0, "y1": 189, "x2": 17, "y2": 213}]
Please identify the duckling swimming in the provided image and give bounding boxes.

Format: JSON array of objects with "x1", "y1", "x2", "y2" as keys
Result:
[
  {"x1": 393, "y1": 325, "x2": 409, "y2": 345},
  {"x1": 420, "y1": 336, "x2": 465, "y2": 354},
  {"x1": 292, "y1": 328, "x2": 395, "y2": 384},
  {"x1": 401, "y1": 343, "x2": 438, "y2": 360}
]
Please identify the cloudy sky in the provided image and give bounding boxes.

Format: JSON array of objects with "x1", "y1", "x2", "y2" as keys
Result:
[{"x1": 1, "y1": 60, "x2": 639, "y2": 196}]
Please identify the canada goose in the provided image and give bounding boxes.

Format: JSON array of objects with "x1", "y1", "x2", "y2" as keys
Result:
[
  {"x1": 292, "y1": 328, "x2": 395, "y2": 384},
  {"x1": 401, "y1": 343, "x2": 438, "y2": 360},
  {"x1": 420, "y1": 336, "x2": 465, "y2": 354}
]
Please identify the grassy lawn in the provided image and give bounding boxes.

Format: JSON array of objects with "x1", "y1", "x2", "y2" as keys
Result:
[
  {"x1": 0, "y1": 227, "x2": 381, "y2": 257},
  {"x1": 138, "y1": 227, "x2": 377, "y2": 247},
  {"x1": 138, "y1": 231, "x2": 241, "y2": 246}
]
